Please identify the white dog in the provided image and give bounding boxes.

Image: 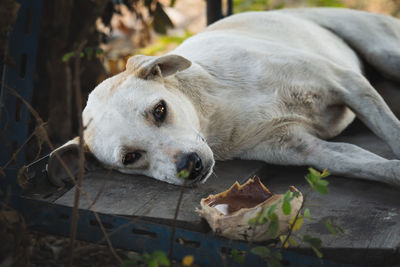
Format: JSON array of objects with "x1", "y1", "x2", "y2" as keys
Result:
[{"x1": 48, "y1": 8, "x2": 400, "y2": 187}]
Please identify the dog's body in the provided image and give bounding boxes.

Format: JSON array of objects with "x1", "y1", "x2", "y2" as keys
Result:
[{"x1": 49, "y1": 8, "x2": 400, "y2": 187}]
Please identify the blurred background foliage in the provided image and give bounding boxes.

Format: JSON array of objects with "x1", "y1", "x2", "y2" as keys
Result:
[
  {"x1": 99, "y1": 0, "x2": 400, "y2": 77},
  {"x1": 233, "y1": 0, "x2": 400, "y2": 14}
]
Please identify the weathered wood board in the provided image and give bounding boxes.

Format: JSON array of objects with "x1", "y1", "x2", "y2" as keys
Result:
[
  {"x1": 53, "y1": 121, "x2": 400, "y2": 264},
  {"x1": 55, "y1": 159, "x2": 267, "y2": 230}
]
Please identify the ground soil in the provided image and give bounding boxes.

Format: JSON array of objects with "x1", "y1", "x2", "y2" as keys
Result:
[{"x1": 27, "y1": 231, "x2": 128, "y2": 267}]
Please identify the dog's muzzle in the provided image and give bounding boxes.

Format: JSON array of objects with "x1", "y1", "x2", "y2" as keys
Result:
[{"x1": 176, "y1": 152, "x2": 209, "y2": 182}]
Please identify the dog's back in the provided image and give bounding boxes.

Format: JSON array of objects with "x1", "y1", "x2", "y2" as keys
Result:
[{"x1": 175, "y1": 8, "x2": 400, "y2": 83}]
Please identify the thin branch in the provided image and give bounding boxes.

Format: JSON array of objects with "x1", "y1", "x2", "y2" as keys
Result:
[
  {"x1": 69, "y1": 40, "x2": 87, "y2": 267},
  {"x1": 168, "y1": 179, "x2": 187, "y2": 261},
  {"x1": 279, "y1": 188, "x2": 312, "y2": 251},
  {"x1": 0, "y1": 130, "x2": 35, "y2": 174}
]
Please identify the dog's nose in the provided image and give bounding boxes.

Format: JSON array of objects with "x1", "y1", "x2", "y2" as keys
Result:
[{"x1": 176, "y1": 152, "x2": 203, "y2": 180}]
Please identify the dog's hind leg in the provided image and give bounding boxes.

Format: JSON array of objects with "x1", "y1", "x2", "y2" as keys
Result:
[
  {"x1": 333, "y1": 70, "x2": 400, "y2": 159},
  {"x1": 243, "y1": 131, "x2": 400, "y2": 186}
]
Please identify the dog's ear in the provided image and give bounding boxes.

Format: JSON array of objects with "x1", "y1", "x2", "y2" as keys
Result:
[
  {"x1": 47, "y1": 138, "x2": 100, "y2": 187},
  {"x1": 127, "y1": 54, "x2": 192, "y2": 79}
]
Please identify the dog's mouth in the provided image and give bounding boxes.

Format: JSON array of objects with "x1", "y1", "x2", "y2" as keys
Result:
[{"x1": 183, "y1": 163, "x2": 214, "y2": 186}]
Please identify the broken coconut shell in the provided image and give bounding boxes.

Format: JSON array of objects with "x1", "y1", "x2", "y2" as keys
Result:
[{"x1": 197, "y1": 176, "x2": 303, "y2": 242}]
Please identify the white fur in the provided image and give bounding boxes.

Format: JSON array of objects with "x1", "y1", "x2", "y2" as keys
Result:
[{"x1": 52, "y1": 8, "x2": 400, "y2": 186}]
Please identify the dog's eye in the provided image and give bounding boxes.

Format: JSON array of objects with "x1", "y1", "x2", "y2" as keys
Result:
[
  {"x1": 122, "y1": 152, "x2": 141, "y2": 165},
  {"x1": 153, "y1": 100, "x2": 167, "y2": 122}
]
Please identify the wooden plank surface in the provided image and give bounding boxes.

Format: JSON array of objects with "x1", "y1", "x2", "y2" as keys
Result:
[
  {"x1": 55, "y1": 159, "x2": 267, "y2": 230},
  {"x1": 54, "y1": 121, "x2": 400, "y2": 253}
]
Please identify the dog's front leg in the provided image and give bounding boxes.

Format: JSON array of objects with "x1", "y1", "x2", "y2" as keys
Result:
[{"x1": 242, "y1": 132, "x2": 400, "y2": 186}]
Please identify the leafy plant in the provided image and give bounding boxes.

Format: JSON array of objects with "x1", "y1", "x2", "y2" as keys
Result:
[
  {"x1": 233, "y1": 0, "x2": 345, "y2": 13},
  {"x1": 251, "y1": 246, "x2": 282, "y2": 267},
  {"x1": 121, "y1": 250, "x2": 170, "y2": 267},
  {"x1": 62, "y1": 47, "x2": 104, "y2": 63},
  {"x1": 135, "y1": 32, "x2": 193, "y2": 56},
  {"x1": 248, "y1": 168, "x2": 344, "y2": 265},
  {"x1": 230, "y1": 249, "x2": 246, "y2": 264},
  {"x1": 307, "y1": 0, "x2": 345, "y2": 7},
  {"x1": 305, "y1": 168, "x2": 330, "y2": 195}
]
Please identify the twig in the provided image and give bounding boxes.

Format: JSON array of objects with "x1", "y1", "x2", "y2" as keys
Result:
[
  {"x1": 0, "y1": 130, "x2": 35, "y2": 173},
  {"x1": 279, "y1": 188, "x2": 312, "y2": 251},
  {"x1": 69, "y1": 40, "x2": 87, "y2": 267},
  {"x1": 168, "y1": 179, "x2": 187, "y2": 261}
]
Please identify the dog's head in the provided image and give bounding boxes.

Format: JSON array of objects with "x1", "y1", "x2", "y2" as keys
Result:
[{"x1": 48, "y1": 54, "x2": 215, "y2": 186}]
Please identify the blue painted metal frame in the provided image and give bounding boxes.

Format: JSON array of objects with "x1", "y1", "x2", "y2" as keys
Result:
[
  {"x1": 14, "y1": 195, "x2": 345, "y2": 267},
  {"x1": 0, "y1": 0, "x2": 42, "y2": 195},
  {"x1": 0, "y1": 2, "x2": 348, "y2": 266}
]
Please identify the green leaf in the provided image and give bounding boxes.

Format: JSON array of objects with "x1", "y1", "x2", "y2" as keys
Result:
[
  {"x1": 304, "y1": 235, "x2": 323, "y2": 258},
  {"x1": 290, "y1": 215, "x2": 303, "y2": 232},
  {"x1": 305, "y1": 167, "x2": 330, "y2": 195},
  {"x1": 231, "y1": 249, "x2": 245, "y2": 264},
  {"x1": 289, "y1": 236, "x2": 297, "y2": 247},
  {"x1": 268, "y1": 203, "x2": 278, "y2": 217},
  {"x1": 324, "y1": 220, "x2": 337, "y2": 237},
  {"x1": 307, "y1": 0, "x2": 345, "y2": 8},
  {"x1": 305, "y1": 174, "x2": 316, "y2": 188},
  {"x1": 268, "y1": 221, "x2": 279, "y2": 238},
  {"x1": 152, "y1": 251, "x2": 169, "y2": 266},
  {"x1": 147, "y1": 258, "x2": 159, "y2": 267},
  {"x1": 282, "y1": 190, "x2": 292, "y2": 215},
  {"x1": 170, "y1": 0, "x2": 176, "y2": 7},
  {"x1": 315, "y1": 184, "x2": 329, "y2": 195},
  {"x1": 279, "y1": 235, "x2": 297, "y2": 248},
  {"x1": 336, "y1": 224, "x2": 345, "y2": 234},
  {"x1": 311, "y1": 246, "x2": 323, "y2": 258},
  {"x1": 304, "y1": 208, "x2": 312, "y2": 221},
  {"x1": 258, "y1": 206, "x2": 268, "y2": 224},
  {"x1": 250, "y1": 246, "x2": 271, "y2": 258},
  {"x1": 303, "y1": 235, "x2": 322, "y2": 249},
  {"x1": 316, "y1": 179, "x2": 329, "y2": 186},
  {"x1": 320, "y1": 169, "x2": 331, "y2": 178},
  {"x1": 267, "y1": 210, "x2": 280, "y2": 237},
  {"x1": 85, "y1": 47, "x2": 94, "y2": 60},
  {"x1": 96, "y1": 48, "x2": 104, "y2": 55},
  {"x1": 268, "y1": 211, "x2": 278, "y2": 222},
  {"x1": 248, "y1": 217, "x2": 257, "y2": 225},
  {"x1": 308, "y1": 167, "x2": 321, "y2": 179},
  {"x1": 257, "y1": 215, "x2": 266, "y2": 224},
  {"x1": 62, "y1": 52, "x2": 74, "y2": 62}
]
